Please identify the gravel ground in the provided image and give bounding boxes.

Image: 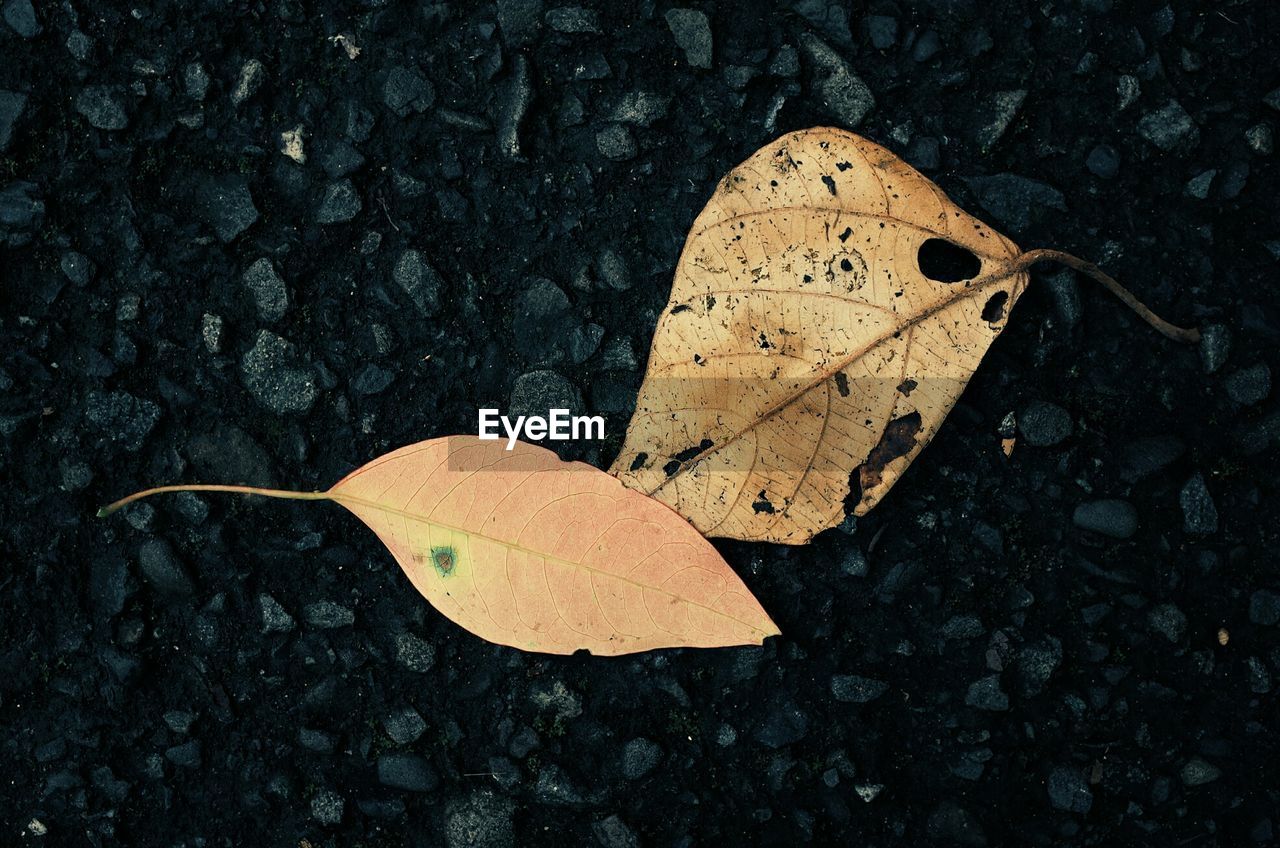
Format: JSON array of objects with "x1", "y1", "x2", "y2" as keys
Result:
[{"x1": 3, "y1": 0, "x2": 1279, "y2": 845}]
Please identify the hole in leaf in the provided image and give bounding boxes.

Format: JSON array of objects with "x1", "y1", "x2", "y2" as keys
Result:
[
  {"x1": 917, "y1": 238, "x2": 980, "y2": 283},
  {"x1": 982, "y1": 291, "x2": 1009, "y2": 323}
]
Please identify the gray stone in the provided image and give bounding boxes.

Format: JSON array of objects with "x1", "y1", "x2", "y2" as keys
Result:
[
  {"x1": 591, "y1": 815, "x2": 639, "y2": 848},
  {"x1": 310, "y1": 789, "x2": 344, "y2": 825},
  {"x1": 1015, "y1": 639, "x2": 1062, "y2": 697},
  {"x1": 60, "y1": 458, "x2": 93, "y2": 492},
  {"x1": 609, "y1": 91, "x2": 670, "y2": 127},
  {"x1": 621, "y1": 737, "x2": 661, "y2": 779},
  {"x1": 1246, "y1": 123, "x2": 1273, "y2": 156},
  {"x1": 165, "y1": 740, "x2": 202, "y2": 768},
  {"x1": 1019, "y1": 401, "x2": 1072, "y2": 446},
  {"x1": 1185, "y1": 170, "x2": 1216, "y2": 199},
  {"x1": 258, "y1": 593, "x2": 295, "y2": 633},
  {"x1": 595, "y1": 247, "x2": 631, "y2": 291},
  {"x1": 1073, "y1": 500, "x2": 1138, "y2": 539},
  {"x1": 976, "y1": 89, "x2": 1027, "y2": 151},
  {"x1": 798, "y1": 33, "x2": 874, "y2": 128},
  {"x1": 240, "y1": 330, "x2": 318, "y2": 415},
  {"x1": 138, "y1": 539, "x2": 194, "y2": 597},
  {"x1": 60, "y1": 251, "x2": 94, "y2": 286},
  {"x1": 86, "y1": 390, "x2": 160, "y2": 452},
  {"x1": 298, "y1": 728, "x2": 336, "y2": 753},
  {"x1": 866, "y1": 15, "x2": 897, "y2": 49},
  {"x1": 392, "y1": 248, "x2": 443, "y2": 316},
  {"x1": 1047, "y1": 766, "x2": 1092, "y2": 813},
  {"x1": 383, "y1": 66, "x2": 434, "y2": 117},
  {"x1": 243, "y1": 258, "x2": 288, "y2": 322},
  {"x1": 497, "y1": 55, "x2": 531, "y2": 159},
  {"x1": 1138, "y1": 100, "x2": 1199, "y2": 151},
  {"x1": 1147, "y1": 603, "x2": 1187, "y2": 642},
  {"x1": 547, "y1": 7, "x2": 598, "y2": 33},
  {"x1": 395, "y1": 632, "x2": 436, "y2": 671},
  {"x1": 316, "y1": 179, "x2": 361, "y2": 224},
  {"x1": 65, "y1": 29, "x2": 92, "y2": 60},
  {"x1": 769, "y1": 44, "x2": 800, "y2": 77},
  {"x1": 184, "y1": 63, "x2": 210, "y2": 100},
  {"x1": 665, "y1": 8, "x2": 712, "y2": 68},
  {"x1": 0, "y1": 90, "x2": 26, "y2": 152},
  {"x1": 965, "y1": 675, "x2": 1008, "y2": 710},
  {"x1": 351, "y1": 363, "x2": 394, "y2": 395},
  {"x1": 382, "y1": 706, "x2": 427, "y2": 745},
  {"x1": 596, "y1": 123, "x2": 636, "y2": 161},
  {"x1": 496, "y1": 0, "x2": 542, "y2": 46},
  {"x1": 1085, "y1": 144, "x2": 1119, "y2": 179},
  {"x1": 445, "y1": 791, "x2": 516, "y2": 848},
  {"x1": 377, "y1": 753, "x2": 438, "y2": 792},
  {"x1": 1180, "y1": 757, "x2": 1221, "y2": 786},
  {"x1": 961, "y1": 174, "x2": 1067, "y2": 232},
  {"x1": 0, "y1": 180, "x2": 43, "y2": 247},
  {"x1": 3, "y1": 0, "x2": 40, "y2": 37},
  {"x1": 1179, "y1": 472, "x2": 1218, "y2": 534},
  {"x1": 231, "y1": 59, "x2": 265, "y2": 105},
  {"x1": 1225, "y1": 362, "x2": 1270, "y2": 405},
  {"x1": 831, "y1": 674, "x2": 888, "y2": 703},
  {"x1": 1248, "y1": 590, "x2": 1280, "y2": 626},
  {"x1": 940, "y1": 615, "x2": 984, "y2": 639},
  {"x1": 304, "y1": 600, "x2": 354, "y2": 629},
  {"x1": 201, "y1": 313, "x2": 223, "y2": 352},
  {"x1": 75, "y1": 86, "x2": 128, "y2": 130},
  {"x1": 163, "y1": 710, "x2": 197, "y2": 733},
  {"x1": 1198, "y1": 324, "x2": 1231, "y2": 374},
  {"x1": 195, "y1": 174, "x2": 258, "y2": 242},
  {"x1": 509, "y1": 371, "x2": 583, "y2": 422}
]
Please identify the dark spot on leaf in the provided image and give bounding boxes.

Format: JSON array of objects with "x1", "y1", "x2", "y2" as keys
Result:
[
  {"x1": 802, "y1": 274, "x2": 813, "y2": 283},
  {"x1": 840, "y1": 258, "x2": 854, "y2": 272},
  {"x1": 836, "y1": 160, "x2": 852, "y2": 171},
  {"x1": 854, "y1": 411, "x2": 923, "y2": 498},
  {"x1": 431, "y1": 546, "x2": 457, "y2": 577},
  {"x1": 671, "y1": 303, "x2": 691, "y2": 314},
  {"x1": 693, "y1": 353, "x2": 705, "y2": 366},
  {"x1": 752, "y1": 491, "x2": 776, "y2": 514},
  {"x1": 821, "y1": 175, "x2": 837, "y2": 195},
  {"x1": 838, "y1": 226, "x2": 852, "y2": 242},
  {"x1": 897, "y1": 378, "x2": 918, "y2": 396},
  {"x1": 705, "y1": 294, "x2": 716, "y2": 310},
  {"x1": 834, "y1": 372, "x2": 850, "y2": 397},
  {"x1": 758, "y1": 332, "x2": 771, "y2": 349},
  {"x1": 982, "y1": 291, "x2": 1009, "y2": 323},
  {"x1": 663, "y1": 459, "x2": 681, "y2": 476},
  {"x1": 918, "y1": 238, "x2": 980, "y2": 283},
  {"x1": 673, "y1": 438, "x2": 714, "y2": 462},
  {"x1": 629, "y1": 452, "x2": 648, "y2": 472}
]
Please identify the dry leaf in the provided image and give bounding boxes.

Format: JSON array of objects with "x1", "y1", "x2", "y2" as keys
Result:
[
  {"x1": 100, "y1": 436, "x2": 778, "y2": 656},
  {"x1": 610, "y1": 127, "x2": 1198, "y2": 544}
]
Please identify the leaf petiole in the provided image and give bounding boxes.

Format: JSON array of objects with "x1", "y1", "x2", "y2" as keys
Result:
[{"x1": 96, "y1": 485, "x2": 330, "y2": 518}]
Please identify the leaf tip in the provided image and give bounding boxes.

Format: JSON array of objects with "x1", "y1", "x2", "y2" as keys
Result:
[{"x1": 95, "y1": 506, "x2": 111, "y2": 519}]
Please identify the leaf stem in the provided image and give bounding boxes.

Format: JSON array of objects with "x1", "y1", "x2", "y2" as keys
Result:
[
  {"x1": 1017, "y1": 248, "x2": 1201, "y2": 344},
  {"x1": 96, "y1": 485, "x2": 330, "y2": 518}
]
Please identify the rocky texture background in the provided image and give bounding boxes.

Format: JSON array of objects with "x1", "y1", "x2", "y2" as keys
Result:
[{"x1": 2, "y1": 0, "x2": 1278, "y2": 845}]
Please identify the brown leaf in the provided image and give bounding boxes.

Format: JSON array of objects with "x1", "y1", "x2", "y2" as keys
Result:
[
  {"x1": 610, "y1": 128, "x2": 1034, "y2": 542},
  {"x1": 100, "y1": 436, "x2": 779, "y2": 655},
  {"x1": 611, "y1": 128, "x2": 1197, "y2": 543}
]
